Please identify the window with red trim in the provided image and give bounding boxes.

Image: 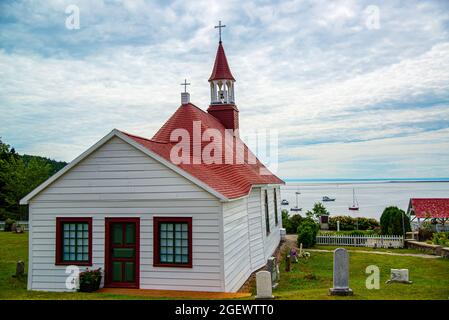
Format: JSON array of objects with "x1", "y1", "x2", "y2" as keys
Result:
[
  {"x1": 153, "y1": 217, "x2": 192, "y2": 268},
  {"x1": 55, "y1": 217, "x2": 92, "y2": 266}
]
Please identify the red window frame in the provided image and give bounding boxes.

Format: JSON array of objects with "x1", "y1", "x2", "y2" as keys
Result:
[
  {"x1": 153, "y1": 217, "x2": 192, "y2": 268},
  {"x1": 55, "y1": 217, "x2": 92, "y2": 266}
]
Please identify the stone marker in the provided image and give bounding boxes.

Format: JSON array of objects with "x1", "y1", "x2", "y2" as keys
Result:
[
  {"x1": 15, "y1": 261, "x2": 25, "y2": 277},
  {"x1": 285, "y1": 255, "x2": 291, "y2": 272},
  {"x1": 267, "y1": 257, "x2": 279, "y2": 288},
  {"x1": 329, "y1": 248, "x2": 353, "y2": 296},
  {"x1": 386, "y1": 269, "x2": 412, "y2": 284},
  {"x1": 255, "y1": 271, "x2": 274, "y2": 299}
]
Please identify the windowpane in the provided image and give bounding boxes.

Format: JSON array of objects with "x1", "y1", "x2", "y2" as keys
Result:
[
  {"x1": 157, "y1": 221, "x2": 190, "y2": 265},
  {"x1": 60, "y1": 221, "x2": 90, "y2": 263}
]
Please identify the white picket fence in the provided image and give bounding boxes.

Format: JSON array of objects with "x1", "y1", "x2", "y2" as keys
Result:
[
  {"x1": 0, "y1": 221, "x2": 29, "y2": 231},
  {"x1": 316, "y1": 234, "x2": 404, "y2": 248}
]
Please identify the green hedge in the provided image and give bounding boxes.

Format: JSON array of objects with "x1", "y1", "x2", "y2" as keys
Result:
[
  {"x1": 319, "y1": 229, "x2": 380, "y2": 236},
  {"x1": 432, "y1": 232, "x2": 449, "y2": 247},
  {"x1": 328, "y1": 216, "x2": 379, "y2": 231}
]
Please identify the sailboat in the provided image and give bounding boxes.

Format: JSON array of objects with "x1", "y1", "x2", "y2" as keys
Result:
[
  {"x1": 348, "y1": 188, "x2": 359, "y2": 211},
  {"x1": 290, "y1": 191, "x2": 302, "y2": 212}
]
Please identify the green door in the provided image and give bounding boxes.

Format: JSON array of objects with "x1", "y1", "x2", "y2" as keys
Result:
[{"x1": 106, "y1": 219, "x2": 139, "y2": 288}]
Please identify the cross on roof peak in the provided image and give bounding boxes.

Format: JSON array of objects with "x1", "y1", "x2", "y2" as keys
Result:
[
  {"x1": 214, "y1": 20, "x2": 226, "y2": 43},
  {"x1": 180, "y1": 79, "x2": 191, "y2": 93}
]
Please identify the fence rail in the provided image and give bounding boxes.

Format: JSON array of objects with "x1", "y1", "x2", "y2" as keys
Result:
[
  {"x1": 316, "y1": 234, "x2": 404, "y2": 248},
  {"x1": 0, "y1": 221, "x2": 29, "y2": 231}
]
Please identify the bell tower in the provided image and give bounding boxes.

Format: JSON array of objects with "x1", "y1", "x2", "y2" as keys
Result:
[{"x1": 207, "y1": 21, "x2": 239, "y2": 132}]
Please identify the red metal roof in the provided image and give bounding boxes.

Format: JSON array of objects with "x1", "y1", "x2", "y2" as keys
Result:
[
  {"x1": 209, "y1": 42, "x2": 235, "y2": 81},
  {"x1": 409, "y1": 198, "x2": 449, "y2": 218},
  {"x1": 121, "y1": 103, "x2": 284, "y2": 199}
]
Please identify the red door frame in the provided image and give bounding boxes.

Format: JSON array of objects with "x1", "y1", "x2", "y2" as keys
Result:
[{"x1": 104, "y1": 218, "x2": 140, "y2": 288}]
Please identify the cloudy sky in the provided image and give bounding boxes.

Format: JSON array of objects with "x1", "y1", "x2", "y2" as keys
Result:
[{"x1": 1, "y1": 0, "x2": 449, "y2": 180}]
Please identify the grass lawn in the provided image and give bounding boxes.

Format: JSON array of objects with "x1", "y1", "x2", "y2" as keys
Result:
[
  {"x1": 273, "y1": 248, "x2": 449, "y2": 300},
  {"x1": 2, "y1": 232, "x2": 448, "y2": 300},
  {"x1": 0, "y1": 232, "x2": 167, "y2": 300}
]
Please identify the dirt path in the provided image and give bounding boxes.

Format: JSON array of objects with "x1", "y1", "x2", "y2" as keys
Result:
[{"x1": 285, "y1": 235, "x2": 440, "y2": 259}]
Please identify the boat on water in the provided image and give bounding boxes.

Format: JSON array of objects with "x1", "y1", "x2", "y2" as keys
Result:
[
  {"x1": 281, "y1": 199, "x2": 289, "y2": 205},
  {"x1": 291, "y1": 191, "x2": 302, "y2": 212},
  {"x1": 322, "y1": 196, "x2": 336, "y2": 202},
  {"x1": 348, "y1": 188, "x2": 359, "y2": 211}
]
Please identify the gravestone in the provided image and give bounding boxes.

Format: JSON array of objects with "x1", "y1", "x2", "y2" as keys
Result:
[
  {"x1": 255, "y1": 271, "x2": 274, "y2": 299},
  {"x1": 386, "y1": 269, "x2": 412, "y2": 284},
  {"x1": 329, "y1": 248, "x2": 353, "y2": 296},
  {"x1": 15, "y1": 261, "x2": 25, "y2": 277},
  {"x1": 285, "y1": 255, "x2": 291, "y2": 272},
  {"x1": 267, "y1": 257, "x2": 279, "y2": 288}
]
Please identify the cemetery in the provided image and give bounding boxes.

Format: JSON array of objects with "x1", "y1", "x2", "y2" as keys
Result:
[{"x1": 1, "y1": 230, "x2": 449, "y2": 300}]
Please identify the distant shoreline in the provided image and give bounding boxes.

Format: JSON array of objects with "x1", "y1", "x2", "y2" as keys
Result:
[{"x1": 284, "y1": 178, "x2": 449, "y2": 185}]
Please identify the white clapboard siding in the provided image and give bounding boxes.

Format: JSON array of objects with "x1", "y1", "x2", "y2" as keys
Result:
[
  {"x1": 28, "y1": 136, "x2": 224, "y2": 292},
  {"x1": 247, "y1": 187, "x2": 265, "y2": 271},
  {"x1": 222, "y1": 197, "x2": 252, "y2": 292}
]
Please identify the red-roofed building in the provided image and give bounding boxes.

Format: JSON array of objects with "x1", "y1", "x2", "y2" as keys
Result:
[
  {"x1": 407, "y1": 198, "x2": 449, "y2": 221},
  {"x1": 21, "y1": 31, "x2": 285, "y2": 293}
]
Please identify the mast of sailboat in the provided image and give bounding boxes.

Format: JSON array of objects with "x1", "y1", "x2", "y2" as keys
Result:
[
  {"x1": 296, "y1": 191, "x2": 300, "y2": 208},
  {"x1": 352, "y1": 188, "x2": 359, "y2": 207}
]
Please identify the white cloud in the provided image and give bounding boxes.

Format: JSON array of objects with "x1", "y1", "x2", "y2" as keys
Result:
[{"x1": 1, "y1": 0, "x2": 449, "y2": 179}]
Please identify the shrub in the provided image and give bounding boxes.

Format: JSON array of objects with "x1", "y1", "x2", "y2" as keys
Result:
[
  {"x1": 380, "y1": 206, "x2": 411, "y2": 235},
  {"x1": 297, "y1": 218, "x2": 319, "y2": 248},
  {"x1": 432, "y1": 232, "x2": 449, "y2": 247},
  {"x1": 418, "y1": 222, "x2": 434, "y2": 241},
  {"x1": 282, "y1": 210, "x2": 303, "y2": 234},
  {"x1": 4, "y1": 218, "x2": 16, "y2": 232}
]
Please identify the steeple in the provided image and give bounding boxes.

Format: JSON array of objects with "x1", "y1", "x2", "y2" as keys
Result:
[
  {"x1": 209, "y1": 21, "x2": 236, "y2": 105},
  {"x1": 207, "y1": 21, "x2": 239, "y2": 133}
]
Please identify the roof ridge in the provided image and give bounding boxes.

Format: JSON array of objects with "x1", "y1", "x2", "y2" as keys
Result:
[{"x1": 119, "y1": 130, "x2": 167, "y2": 144}]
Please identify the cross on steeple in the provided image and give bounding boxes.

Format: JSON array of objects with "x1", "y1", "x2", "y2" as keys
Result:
[
  {"x1": 214, "y1": 20, "x2": 226, "y2": 42},
  {"x1": 180, "y1": 79, "x2": 191, "y2": 93}
]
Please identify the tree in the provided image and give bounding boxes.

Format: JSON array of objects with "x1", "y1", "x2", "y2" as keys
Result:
[
  {"x1": 0, "y1": 157, "x2": 51, "y2": 220},
  {"x1": 380, "y1": 206, "x2": 411, "y2": 236},
  {"x1": 306, "y1": 202, "x2": 329, "y2": 220}
]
